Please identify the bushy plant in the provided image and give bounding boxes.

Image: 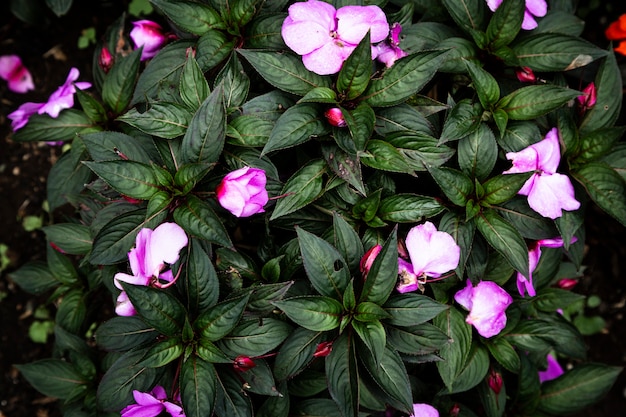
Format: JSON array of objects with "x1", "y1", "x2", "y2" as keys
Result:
[{"x1": 7, "y1": 0, "x2": 626, "y2": 416}]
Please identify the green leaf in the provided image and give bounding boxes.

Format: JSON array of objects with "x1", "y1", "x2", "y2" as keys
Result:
[
  {"x1": 196, "y1": 340, "x2": 232, "y2": 364},
  {"x1": 80, "y1": 131, "x2": 152, "y2": 163},
  {"x1": 439, "y1": 99, "x2": 483, "y2": 143},
  {"x1": 535, "y1": 288, "x2": 585, "y2": 312},
  {"x1": 335, "y1": 103, "x2": 376, "y2": 154},
  {"x1": 274, "y1": 296, "x2": 343, "y2": 331},
  {"x1": 215, "y1": 370, "x2": 253, "y2": 417},
  {"x1": 361, "y1": 139, "x2": 411, "y2": 173},
  {"x1": 363, "y1": 50, "x2": 449, "y2": 107},
  {"x1": 434, "y1": 307, "x2": 473, "y2": 392},
  {"x1": 55, "y1": 288, "x2": 86, "y2": 333},
  {"x1": 16, "y1": 359, "x2": 86, "y2": 400},
  {"x1": 292, "y1": 399, "x2": 342, "y2": 417},
  {"x1": 438, "y1": 37, "x2": 480, "y2": 74},
  {"x1": 195, "y1": 293, "x2": 249, "y2": 341},
  {"x1": 326, "y1": 332, "x2": 359, "y2": 417},
  {"x1": 485, "y1": 0, "x2": 524, "y2": 50},
  {"x1": 428, "y1": 166, "x2": 474, "y2": 207},
  {"x1": 296, "y1": 227, "x2": 350, "y2": 300},
  {"x1": 538, "y1": 364, "x2": 622, "y2": 415},
  {"x1": 151, "y1": 0, "x2": 225, "y2": 35},
  {"x1": 354, "y1": 302, "x2": 390, "y2": 322},
  {"x1": 47, "y1": 151, "x2": 92, "y2": 210},
  {"x1": 511, "y1": 33, "x2": 608, "y2": 71},
  {"x1": 353, "y1": 319, "x2": 386, "y2": 364},
  {"x1": 12, "y1": 110, "x2": 96, "y2": 143},
  {"x1": 353, "y1": 189, "x2": 382, "y2": 223},
  {"x1": 218, "y1": 318, "x2": 291, "y2": 357},
  {"x1": 227, "y1": 115, "x2": 274, "y2": 147},
  {"x1": 464, "y1": 60, "x2": 501, "y2": 108},
  {"x1": 458, "y1": 123, "x2": 498, "y2": 181},
  {"x1": 263, "y1": 103, "x2": 327, "y2": 154},
  {"x1": 442, "y1": 0, "x2": 487, "y2": 35},
  {"x1": 42, "y1": 223, "x2": 92, "y2": 255},
  {"x1": 181, "y1": 239, "x2": 219, "y2": 315},
  {"x1": 75, "y1": 88, "x2": 107, "y2": 123},
  {"x1": 385, "y1": 132, "x2": 456, "y2": 171},
  {"x1": 573, "y1": 127, "x2": 626, "y2": 165},
  {"x1": 181, "y1": 356, "x2": 217, "y2": 417},
  {"x1": 118, "y1": 103, "x2": 192, "y2": 139},
  {"x1": 102, "y1": 49, "x2": 141, "y2": 114},
  {"x1": 497, "y1": 85, "x2": 581, "y2": 121},
  {"x1": 486, "y1": 337, "x2": 521, "y2": 373},
  {"x1": 245, "y1": 13, "x2": 287, "y2": 49},
  {"x1": 482, "y1": 173, "x2": 532, "y2": 205},
  {"x1": 197, "y1": 29, "x2": 235, "y2": 71},
  {"x1": 180, "y1": 51, "x2": 210, "y2": 110},
  {"x1": 337, "y1": 31, "x2": 372, "y2": 100},
  {"x1": 123, "y1": 284, "x2": 186, "y2": 337},
  {"x1": 238, "y1": 49, "x2": 332, "y2": 96},
  {"x1": 239, "y1": 358, "x2": 280, "y2": 396},
  {"x1": 257, "y1": 381, "x2": 290, "y2": 417},
  {"x1": 374, "y1": 104, "x2": 435, "y2": 136},
  {"x1": 139, "y1": 337, "x2": 183, "y2": 367},
  {"x1": 46, "y1": 0, "x2": 71, "y2": 16},
  {"x1": 271, "y1": 159, "x2": 326, "y2": 220},
  {"x1": 95, "y1": 316, "x2": 158, "y2": 352},
  {"x1": 383, "y1": 293, "x2": 449, "y2": 327},
  {"x1": 173, "y1": 195, "x2": 233, "y2": 248},
  {"x1": 332, "y1": 212, "x2": 365, "y2": 274},
  {"x1": 580, "y1": 51, "x2": 623, "y2": 134},
  {"x1": 378, "y1": 193, "x2": 445, "y2": 223},
  {"x1": 386, "y1": 323, "x2": 450, "y2": 356},
  {"x1": 8, "y1": 261, "x2": 58, "y2": 295},
  {"x1": 182, "y1": 85, "x2": 225, "y2": 165},
  {"x1": 359, "y1": 228, "x2": 398, "y2": 306},
  {"x1": 448, "y1": 343, "x2": 490, "y2": 394},
  {"x1": 298, "y1": 86, "x2": 338, "y2": 104},
  {"x1": 83, "y1": 160, "x2": 162, "y2": 200},
  {"x1": 274, "y1": 328, "x2": 323, "y2": 381},
  {"x1": 572, "y1": 162, "x2": 626, "y2": 227},
  {"x1": 215, "y1": 53, "x2": 250, "y2": 109},
  {"x1": 476, "y1": 209, "x2": 530, "y2": 279}
]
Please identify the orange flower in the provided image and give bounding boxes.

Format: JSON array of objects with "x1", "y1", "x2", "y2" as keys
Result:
[{"x1": 605, "y1": 14, "x2": 626, "y2": 56}]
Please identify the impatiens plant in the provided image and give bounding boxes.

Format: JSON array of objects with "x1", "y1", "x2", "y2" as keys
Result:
[{"x1": 7, "y1": 0, "x2": 626, "y2": 417}]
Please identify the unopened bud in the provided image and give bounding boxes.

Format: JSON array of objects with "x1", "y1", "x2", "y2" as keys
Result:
[
  {"x1": 557, "y1": 278, "x2": 578, "y2": 290},
  {"x1": 99, "y1": 46, "x2": 114, "y2": 73},
  {"x1": 49, "y1": 241, "x2": 66, "y2": 254},
  {"x1": 487, "y1": 369, "x2": 503, "y2": 395},
  {"x1": 324, "y1": 108, "x2": 347, "y2": 127},
  {"x1": 233, "y1": 355, "x2": 256, "y2": 372},
  {"x1": 577, "y1": 82, "x2": 597, "y2": 111},
  {"x1": 360, "y1": 245, "x2": 382, "y2": 277},
  {"x1": 515, "y1": 66, "x2": 536, "y2": 83},
  {"x1": 313, "y1": 341, "x2": 333, "y2": 357},
  {"x1": 449, "y1": 403, "x2": 461, "y2": 417}
]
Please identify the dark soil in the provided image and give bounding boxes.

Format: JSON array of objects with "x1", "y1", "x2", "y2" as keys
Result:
[{"x1": 1, "y1": 2, "x2": 625, "y2": 417}]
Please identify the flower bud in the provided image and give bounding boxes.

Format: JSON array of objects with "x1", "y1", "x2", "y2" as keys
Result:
[
  {"x1": 324, "y1": 108, "x2": 347, "y2": 127},
  {"x1": 515, "y1": 66, "x2": 536, "y2": 83},
  {"x1": 557, "y1": 278, "x2": 578, "y2": 290},
  {"x1": 99, "y1": 46, "x2": 114, "y2": 73},
  {"x1": 49, "y1": 241, "x2": 66, "y2": 254},
  {"x1": 487, "y1": 369, "x2": 503, "y2": 395},
  {"x1": 313, "y1": 341, "x2": 333, "y2": 357},
  {"x1": 448, "y1": 403, "x2": 461, "y2": 417},
  {"x1": 576, "y1": 82, "x2": 597, "y2": 112},
  {"x1": 233, "y1": 355, "x2": 256, "y2": 372},
  {"x1": 360, "y1": 245, "x2": 382, "y2": 277},
  {"x1": 217, "y1": 167, "x2": 269, "y2": 217}
]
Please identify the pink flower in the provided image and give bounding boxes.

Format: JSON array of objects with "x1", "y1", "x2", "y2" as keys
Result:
[
  {"x1": 0, "y1": 55, "x2": 34, "y2": 93},
  {"x1": 324, "y1": 107, "x2": 347, "y2": 127},
  {"x1": 131, "y1": 20, "x2": 169, "y2": 61},
  {"x1": 516, "y1": 237, "x2": 577, "y2": 297},
  {"x1": 114, "y1": 222, "x2": 188, "y2": 316},
  {"x1": 281, "y1": 0, "x2": 389, "y2": 75},
  {"x1": 99, "y1": 46, "x2": 114, "y2": 73},
  {"x1": 396, "y1": 222, "x2": 460, "y2": 293},
  {"x1": 503, "y1": 128, "x2": 580, "y2": 219},
  {"x1": 37, "y1": 67, "x2": 91, "y2": 118},
  {"x1": 577, "y1": 82, "x2": 596, "y2": 114},
  {"x1": 486, "y1": 0, "x2": 547, "y2": 30},
  {"x1": 216, "y1": 167, "x2": 269, "y2": 217},
  {"x1": 7, "y1": 102, "x2": 44, "y2": 131},
  {"x1": 455, "y1": 280, "x2": 513, "y2": 338},
  {"x1": 121, "y1": 385, "x2": 185, "y2": 417},
  {"x1": 538, "y1": 353, "x2": 564, "y2": 383},
  {"x1": 360, "y1": 245, "x2": 382, "y2": 277},
  {"x1": 374, "y1": 22, "x2": 408, "y2": 68},
  {"x1": 411, "y1": 403, "x2": 439, "y2": 417}
]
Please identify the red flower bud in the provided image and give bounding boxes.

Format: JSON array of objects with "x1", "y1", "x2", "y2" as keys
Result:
[
  {"x1": 233, "y1": 355, "x2": 256, "y2": 372},
  {"x1": 448, "y1": 403, "x2": 461, "y2": 417},
  {"x1": 577, "y1": 82, "x2": 597, "y2": 111},
  {"x1": 487, "y1": 369, "x2": 503, "y2": 395},
  {"x1": 324, "y1": 108, "x2": 347, "y2": 127},
  {"x1": 360, "y1": 245, "x2": 382, "y2": 277},
  {"x1": 99, "y1": 46, "x2": 114, "y2": 73},
  {"x1": 557, "y1": 278, "x2": 578, "y2": 290},
  {"x1": 515, "y1": 66, "x2": 536, "y2": 83},
  {"x1": 49, "y1": 241, "x2": 66, "y2": 254},
  {"x1": 313, "y1": 341, "x2": 333, "y2": 357}
]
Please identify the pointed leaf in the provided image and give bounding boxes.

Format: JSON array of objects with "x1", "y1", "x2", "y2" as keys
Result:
[
  {"x1": 194, "y1": 293, "x2": 250, "y2": 341},
  {"x1": 123, "y1": 284, "x2": 186, "y2": 337},
  {"x1": 271, "y1": 159, "x2": 326, "y2": 220},
  {"x1": 182, "y1": 85, "x2": 226, "y2": 164},
  {"x1": 102, "y1": 49, "x2": 141, "y2": 114},
  {"x1": 263, "y1": 103, "x2": 327, "y2": 154},
  {"x1": 181, "y1": 356, "x2": 217, "y2": 417},
  {"x1": 274, "y1": 296, "x2": 343, "y2": 331},
  {"x1": 337, "y1": 31, "x2": 372, "y2": 100},
  {"x1": 572, "y1": 162, "x2": 626, "y2": 227},
  {"x1": 173, "y1": 195, "x2": 232, "y2": 248},
  {"x1": 326, "y1": 332, "x2": 359, "y2": 417}
]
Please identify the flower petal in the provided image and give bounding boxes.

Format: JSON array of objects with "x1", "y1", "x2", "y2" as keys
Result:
[
  {"x1": 466, "y1": 281, "x2": 512, "y2": 338},
  {"x1": 539, "y1": 354, "x2": 564, "y2": 383},
  {"x1": 336, "y1": 5, "x2": 389, "y2": 44},
  {"x1": 411, "y1": 403, "x2": 439, "y2": 417},
  {"x1": 526, "y1": 173, "x2": 580, "y2": 219},
  {"x1": 282, "y1": 18, "x2": 332, "y2": 56},
  {"x1": 302, "y1": 41, "x2": 354, "y2": 75},
  {"x1": 115, "y1": 292, "x2": 137, "y2": 316},
  {"x1": 454, "y1": 279, "x2": 474, "y2": 311},
  {"x1": 145, "y1": 222, "x2": 188, "y2": 277},
  {"x1": 525, "y1": 0, "x2": 548, "y2": 18},
  {"x1": 405, "y1": 222, "x2": 460, "y2": 278}
]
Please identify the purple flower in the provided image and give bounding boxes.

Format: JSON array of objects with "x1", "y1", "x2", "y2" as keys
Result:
[
  {"x1": 411, "y1": 403, "x2": 439, "y2": 417},
  {"x1": 516, "y1": 237, "x2": 577, "y2": 297},
  {"x1": 7, "y1": 102, "x2": 44, "y2": 131},
  {"x1": 0, "y1": 55, "x2": 34, "y2": 93},
  {"x1": 216, "y1": 167, "x2": 269, "y2": 217},
  {"x1": 486, "y1": 0, "x2": 547, "y2": 30},
  {"x1": 455, "y1": 280, "x2": 513, "y2": 338},
  {"x1": 396, "y1": 222, "x2": 460, "y2": 293},
  {"x1": 38, "y1": 67, "x2": 91, "y2": 118},
  {"x1": 114, "y1": 222, "x2": 188, "y2": 316},
  {"x1": 538, "y1": 353, "x2": 564, "y2": 383},
  {"x1": 374, "y1": 22, "x2": 408, "y2": 68},
  {"x1": 121, "y1": 386, "x2": 184, "y2": 417},
  {"x1": 131, "y1": 20, "x2": 169, "y2": 61},
  {"x1": 281, "y1": 0, "x2": 389, "y2": 75},
  {"x1": 503, "y1": 128, "x2": 580, "y2": 219}
]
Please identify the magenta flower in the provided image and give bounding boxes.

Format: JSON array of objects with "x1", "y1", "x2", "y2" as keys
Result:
[
  {"x1": 516, "y1": 237, "x2": 577, "y2": 297},
  {"x1": 486, "y1": 0, "x2": 547, "y2": 30},
  {"x1": 37, "y1": 67, "x2": 91, "y2": 118},
  {"x1": 216, "y1": 167, "x2": 269, "y2": 217},
  {"x1": 281, "y1": 0, "x2": 389, "y2": 75},
  {"x1": 131, "y1": 20, "x2": 169, "y2": 61},
  {"x1": 503, "y1": 128, "x2": 580, "y2": 219},
  {"x1": 0, "y1": 55, "x2": 34, "y2": 93},
  {"x1": 538, "y1": 353, "x2": 564, "y2": 383},
  {"x1": 454, "y1": 280, "x2": 513, "y2": 338},
  {"x1": 324, "y1": 107, "x2": 347, "y2": 127},
  {"x1": 114, "y1": 222, "x2": 188, "y2": 316},
  {"x1": 411, "y1": 403, "x2": 439, "y2": 417},
  {"x1": 374, "y1": 22, "x2": 408, "y2": 68},
  {"x1": 7, "y1": 102, "x2": 44, "y2": 131},
  {"x1": 121, "y1": 386, "x2": 184, "y2": 417},
  {"x1": 396, "y1": 222, "x2": 460, "y2": 293}
]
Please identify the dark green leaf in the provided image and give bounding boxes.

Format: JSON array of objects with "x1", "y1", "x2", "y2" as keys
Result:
[
  {"x1": 497, "y1": 85, "x2": 581, "y2": 120},
  {"x1": 458, "y1": 123, "x2": 497, "y2": 181},
  {"x1": 218, "y1": 318, "x2": 292, "y2": 357},
  {"x1": 8, "y1": 261, "x2": 58, "y2": 295},
  {"x1": 573, "y1": 127, "x2": 626, "y2": 165},
  {"x1": 263, "y1": 103, "x2": 327, "y2": 154},
  {"x1": 196, "y1": 29, "x2": 235, "y2": 71},
  {"x1": 482, "y1": 173, "x2": 532, "y2": 205},
  {"x1": 47, "y1": 151, "x2": 92, "y2": 211},
  {"x1": 359, "y1": 228, "x2": 398, "y2": 306},
  {"x1": 485, "y1": 0, "x2": 524, "y2": 50},
  {"x1": 428, "y1": 166, "x2": 474, "y2": 207},
  {"x1": 386, "y1": 132, "x2": 456, "y2": 171},
  {"x1": 151, "y1": 0, "x2": 225, "y2": 35},
  {"x1": 195, "y1": 293, "x2": 250, "y2": 341},
  {"x1": 337, "y1": 32, "x2": 372, "y2": 100},
  {"x1": 271, "y1": 159, "x2": 326, "y2": 220},
  {"x1": 440, "y1": 99, "x2": 483, "y2": 143},
  {"x1": 580, "y1": 51, "x2": 622, "y2": 134},
  {"x1": 102, "y1": 49, "x2": 141, "y2": 114},
  {"x1": 215, "y1": 53, "x2": 250, "y2": 109},
  {"x1": 182, "y1": 85, "x2": 225, "y2": 165},
  {"x1": 572, "y1": 162, "x2": 626, "y2": 227},
  {"x1": 12, "y1": 110, "x2": 96, "y2": 143},
  {"x1": 332, "y1": 212, "x2": 365, "y2": 273},
  {"x1": 80, "y1": 131, "x2": 152, "y2": 163},
  {"x1": 214, "y1": 369, "x2": 253, "y2": 417},
  {"x1": 42, "y1": 223, "x2": 92, "y2": 255},
  {"x1": 486, "y1": 337, "x2": 520, "y2": 373},
  {"x1": 361, "y1": 139, "x2": 411, "y2": 173},
  {"x1": 384, "y1": 293, "x2": 449, "y2": 327},
  {"x1": 117, "y1": 103, "x2": 192, "y2": 139},
  {"x1": 181, "y1": 239, "x2": 219, "y2": 315},
  {"x1": 274, "y1": 296, "x2": 342, "y2": 331},
  {"x1": 95, "y1": 316, "x2": 158, "y2": 352},
  {"x1": 274, "y1": 328, "x2": 323, "y2": 381},
  {"x1": 442, "y1": 0, "x2": 487, "y2": 35},
  {"x1": 245, "y1": 13, "x2": 287, "y2": 49},
  {"x1": 55, "y1": 288, "x2": 86, "y2": 334},
  {"x1": 464, "y1": 60, "x2": 501, "y2": 108},
  {"x1": 386, "y1": 323, "x2": 450, "y2": 356},
  {"x1": 180, "y1": 52, "x2": 210, "y2": 110},
  {"x1": 139, "y1": 337, "x2": 183, "y2": 367},
  {"x1": 378, "y1": 193, "x2": 445, "y2": 223},
  {"x1": 16, "y1": 359, "x2": 86, "y2": 400},
  {"x1": 448, "y1": 343, "x2": 490, "y2": 394},
  {"x1": 123, "y1": 284, "x2": 186, "y2": 337},
  {"x1": 174, "y1": 195, "x2": 232, "y2": 248},
  {"x1": 434, "y1": 307, "x2": 473, "y2": 391},
  {"x1": 83, "y1": 160, "x2": 163, "y2": 200},
  {"x1": 326, "y1": 332, "x2": 359, "y2": 417},
  {"x1": 181, "y1": 356, "x2": 217, "y2": 417}
]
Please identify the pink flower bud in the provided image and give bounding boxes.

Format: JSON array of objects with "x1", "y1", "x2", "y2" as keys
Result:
[
  {"x1": 515, "y1": 66, "x2": 536, "y2": 83},
  {"x1": 216, "y1": 167, "x2": 269, "y2": 217},
  {"x1": 130, "y1": 20, "x2": 168, "y2": 61},
  {"x1": 0, "y1": 55, "x2": 34, "y2": 93},
  {"x1": 233, "y1": 355, "x2": 256, "y2": 372},
  {"x1": 360, "y1": 245, "x2": 382, "y2": 276},
  {"x1": 557, "y1": 278, "x2": 578, "y2": 290},
  {"x1": 487, "y1": 369, "x2": 503, "y2": 395},
  {"x1": 49, "y1": 241, "x2": 66, "y2": 254},
  {"x1": 324, "y1": 108, "x2": 347, "y2": 127},
  {"x1": 576, "y1": 82, "x2": 597, "y2": 111},
  {"x1": 449, "y1": 403, "x2": 460, "y2": 417},
  {"x1": 99, "y1": 46, "x2": 114, "y2": 73},
  {"x1": 313, "y1": 341, "x2": 333, "y2": 357}
]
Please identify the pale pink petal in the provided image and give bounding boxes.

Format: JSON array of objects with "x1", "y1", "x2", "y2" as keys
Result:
[
  {"x1": 537, "y1": 237, "x2": 565, "y2": 248},
  {"x1": 517, "y1": 173, "x2": 537, "y2": 196},
  {"x1": 286, "y1": 0, "x2": 336, "y2": 29},
  {"x1": 526, "y1": 0, "x2": 548, "y2": 17},
  {"x1": 115, "y1": 272, "x2": 150, "y2": 289},
  {"x1": 0, "y1": 55, "x2": 20, "y2": 79},
  {"x1": 411, "y1": 403, "x2": 439, "y2": 417},
  {"x1": 504, "y1": 147, "x2": 539, "y2": 174},
  {"x1": 405, "y1": 222, "x2": 460, "y2": 278},
  {"x1": 217, "y1": 180, "x2": 249, "y2": 217},
  {"x1": 131, "y1": 20, "x2": 167, "y2": 60},
  {"x1": 115, "y1": 292, "x2": 137, "y2": 316},
  {"x1": 517, "y1": 245, "x2": 541, "y2": 297},
  {"x1": 466, "y1": 281, "x2": 512, "y2": 338},
  {"x1": 527, "y1": 173, "x2": 580, "y2": 219},
  {"x1": 336, "y1": 5, "x2": 389, "y2": 44},
  {"x1": 521, "y1": 11, "x2": 539, "y2": 30},
  {"x1": 486, "y1": 0, "x2": 503, "y2": 12},
  {"x1": 145, "y1": 222, "x2": 188, "y2": 277},
  {"x1": 302, "y1": 42, "x2": 356, "y2": 75},
  {"x1": 539, "y1": 354, "x2": 564, "y2": 383},
  {"x1": 454, "y1": 279, "x2": 474, "y2": 311},
  {"x1": 282, "y1": 18, "x2": 332, "y2": 56},
  {"x1": 133, "y1": 228, "x2": 152, "y2": 277},
  {"x1": 534, "y1": 128, "x2": 561, "y2": 174}
]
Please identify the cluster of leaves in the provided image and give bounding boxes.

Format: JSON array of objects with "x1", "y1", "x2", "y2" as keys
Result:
[{"x1": 9, "y1": 0, "x2": 626, "y2": 417}]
